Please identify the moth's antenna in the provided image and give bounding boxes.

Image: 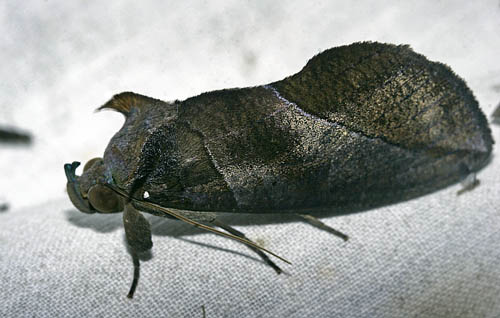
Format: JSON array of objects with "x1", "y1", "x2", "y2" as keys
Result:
[
  {"x1": 106, "y1": 184, "x2": 291, "y2": 265},
  {"x1": 139, "y1": 200, "x2": 292, "y2": 265}
]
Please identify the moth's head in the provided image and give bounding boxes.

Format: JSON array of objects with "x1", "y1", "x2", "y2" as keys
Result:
[{"x1": 64, "y1": 158, "x2": 124, "y2": 214}]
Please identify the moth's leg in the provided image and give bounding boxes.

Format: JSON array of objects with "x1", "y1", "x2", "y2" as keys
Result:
[
  {"x1": 128, "y1": 250, "x2": 140, "y2": 299},
  {"x1": 457, "y1": 172, "x2": 480, "y2": 195},
  {"x1": 211, "y1": 219, "x2": 282, "y2": 274},
  {"x1": 123, "y1": 204, "x2": 153, "y2": 298},
  {"x1": 298, "y1": 214, "x2": 349, "y2": 241}
]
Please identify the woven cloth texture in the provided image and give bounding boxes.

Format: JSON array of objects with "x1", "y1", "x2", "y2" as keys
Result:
[{"x1": 1, "y1": 184, "x2": 500, "y2": 317}]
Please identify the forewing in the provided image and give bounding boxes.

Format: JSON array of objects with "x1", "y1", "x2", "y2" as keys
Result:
[
  {"x1": 272, "y1": 42, "x2": 492, "y2": 157},
  {"x1": 178, "y1": 43, "x2": 493, "y2": 212}
]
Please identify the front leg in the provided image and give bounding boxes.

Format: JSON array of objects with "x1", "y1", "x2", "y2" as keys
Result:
[{"x1": 123, "y1": 204, "x2": 153, "y2": 298}]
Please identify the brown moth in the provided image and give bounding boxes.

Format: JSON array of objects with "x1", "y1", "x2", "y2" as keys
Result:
[{"x1": 65, "y1": 42, "x2": 493, "y2": 298}]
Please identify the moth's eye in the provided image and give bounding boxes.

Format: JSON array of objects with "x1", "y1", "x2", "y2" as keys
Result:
[
  {"x1": 66, "y1": 181, "x2": 95, "y2": 213},
  {"x1": 87, "y1": 184, "x2": 124, "y2": 213},
  {"x1": 83, "y1": 157, "x2": 103, "y2": 172}
]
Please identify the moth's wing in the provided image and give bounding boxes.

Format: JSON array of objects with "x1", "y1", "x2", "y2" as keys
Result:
[
  {"x1": 269, "y1": 42, "x2": 493, "y2": 209},
  {"x1": 180, "y1": 87, "x2": 303, "y2": 211},
  {"x1": 178, "y1": 42, "x2": 493, "y2": 213},
  {"x1": 123, "y1": 204, "x2": 152, "y2": 253},
  {"x1": 99, "y1": 43, "x2": 493, "y2": 213},
  {"x1": 272, "y1": 42, "x2": 493, "y2": 159}
]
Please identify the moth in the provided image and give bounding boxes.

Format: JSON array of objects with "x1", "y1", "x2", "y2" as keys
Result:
[{"x1": 65, "y1": 42, "x2": 493, "y2": 298}]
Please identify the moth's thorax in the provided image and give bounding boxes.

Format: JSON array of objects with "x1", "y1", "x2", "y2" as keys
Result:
[{"x1": 103, "y1": 100, "x2": 178, "y2": 191}]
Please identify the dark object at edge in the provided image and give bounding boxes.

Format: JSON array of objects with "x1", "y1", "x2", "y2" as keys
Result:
[
  {"x1": 0, "y1": 127, "x2": 32, "y2": 144},
  {"x1": 492, "y1": 102, "x2": 500, "y2": 125},
  {"x1": 0, "y1": 202, "x2": 9, "y2": 212}
]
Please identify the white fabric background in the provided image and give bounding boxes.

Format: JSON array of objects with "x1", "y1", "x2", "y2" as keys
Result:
[{"x1": 1, "y1": 1, "x2": 499, "y2": 317}]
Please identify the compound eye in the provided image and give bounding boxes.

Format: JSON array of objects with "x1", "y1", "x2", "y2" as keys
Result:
[
  {"x1": 87, "y1": 184, "x2": 124, "y2": 213},
  {"x1": 83, "y1": 157, "x2": 103, "y2": 172},
  {"x1": 66, "y1": 181, "x2": 94, "y2": 213}
]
